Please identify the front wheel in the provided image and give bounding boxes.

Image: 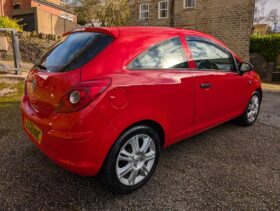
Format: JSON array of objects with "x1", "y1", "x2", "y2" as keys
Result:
[
  {"x1": 235, "y1": 91, "x2": 261, "y2": 126},
  {"x1": 99, "y1": 125, "x2": 161, "y2": 194}
]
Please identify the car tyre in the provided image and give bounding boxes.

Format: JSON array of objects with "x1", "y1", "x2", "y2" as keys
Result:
[
  {"x1": 235, "y1": 91, "x2": 261, "y2": 126},
  {"x1": 99, "y1": 125, "x2": 161, "y2": 194}
]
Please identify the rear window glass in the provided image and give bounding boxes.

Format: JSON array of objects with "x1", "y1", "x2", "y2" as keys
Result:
[{"x1": 39, "y1": 32, "x2": 113, "y2": 72}]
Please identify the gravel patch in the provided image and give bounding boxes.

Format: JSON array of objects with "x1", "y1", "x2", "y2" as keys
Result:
[{"x1": 0, "y1": 91, "x2": 279, "y2": 210}]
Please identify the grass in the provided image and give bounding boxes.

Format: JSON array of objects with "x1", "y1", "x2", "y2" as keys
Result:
[
  {"x1": 0, "y1": 79, "x2": 25, "y2": 142},
  {"x1": 0, "y1": 80, "x2": 25, "y2": 108},
  {"x1": 0, "y1": 82, "x2": 8, "y2": 90},
  {"x1": 262, "y1": 82, "x2": 280, "y2": 91}
]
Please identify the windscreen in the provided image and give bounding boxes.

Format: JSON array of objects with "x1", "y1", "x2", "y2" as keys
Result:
[{"x1": 39, "y1": 32, "x2": 114, "y2": 72}]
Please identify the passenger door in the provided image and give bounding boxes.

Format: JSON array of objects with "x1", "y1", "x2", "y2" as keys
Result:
[
  {"x1": 127, "y1": 36, "x2": 195, "y2": 145},
  {"x1": 185, "y1": 36, "x2": 249, "y2": 133}
]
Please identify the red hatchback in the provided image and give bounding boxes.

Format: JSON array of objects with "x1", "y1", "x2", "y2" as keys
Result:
[{"x1": 21, "y1": 27, "x2": 262, "y2": 193}]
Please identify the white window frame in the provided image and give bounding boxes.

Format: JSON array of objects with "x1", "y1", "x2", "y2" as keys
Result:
[
  {"x1": 184, "y1": 0, "x2": 196, "y2": 8},
  {"x1": 158, "y1": 0, "x2": 169, "y2": 19},
  {"x1": 139, "y1": 3, "x2": 149, "y2": 20}
]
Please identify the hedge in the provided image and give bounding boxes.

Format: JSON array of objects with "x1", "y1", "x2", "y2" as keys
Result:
[
  {"x1": 0, "y1": 16, "x2": 22, "y2": 32},
  {"x1": 250, "y1": 34, "x2": 280, "y2": 62}
]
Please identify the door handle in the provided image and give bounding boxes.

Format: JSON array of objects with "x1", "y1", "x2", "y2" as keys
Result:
[{"x1": 200, "y1": 83, "x2": 212, "y2": 89}]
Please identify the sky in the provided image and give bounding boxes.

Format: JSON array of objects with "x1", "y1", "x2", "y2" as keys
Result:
[{"x1": 264, "y1": 0, "x2": 280, "y2": 15}]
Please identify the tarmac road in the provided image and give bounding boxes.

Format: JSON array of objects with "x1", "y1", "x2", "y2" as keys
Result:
[{"x1": 0, "y1": 90, "x2": 279, "y2": 210}]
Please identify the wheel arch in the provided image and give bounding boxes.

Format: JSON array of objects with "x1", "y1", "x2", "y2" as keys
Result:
[
  {"x1": 124, "y1": 119, "x2": 165, "y2": 148},
  {"x1": 98, "y1": 119, "x2": 165, "y2": 176},
  {"x1": 110, "y1": 119, "x2": 165, "y2": 150},
  {"x1": 256, "y1": 88, "x2": 263, "y2": 102}
]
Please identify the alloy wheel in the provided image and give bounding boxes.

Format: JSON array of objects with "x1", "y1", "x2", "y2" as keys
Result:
[
  {"x1": 247, "y1": 95, "x2": 259, "y2": 123},
  {"x1": 116, "y1": 134, "x2": 156, "y2": 186}
]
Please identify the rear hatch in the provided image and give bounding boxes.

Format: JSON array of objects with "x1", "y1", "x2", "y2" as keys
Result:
[{"x1": 25, "y1": 30, "x2": 114, "y2": 117}]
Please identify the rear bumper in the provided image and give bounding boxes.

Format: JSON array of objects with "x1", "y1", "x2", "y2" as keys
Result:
[
  {"x1": 20, "y1": 95, "x2": 116, "y2": 176},
  {"x1": 22, "y1": 125, "x2": 97, "y2": 175}
]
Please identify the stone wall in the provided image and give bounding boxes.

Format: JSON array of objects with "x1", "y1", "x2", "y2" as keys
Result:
[
  {"x1": 130, "y1": 0, "x2": 254, "y2": 62},
  {"x1": 250, "y1": 53, "x2": 280, "y2": 82},
  {"x1": 250, "y1": 53, "x2": 269, "y2": 80},
  {"x1": 0, "y1": 31, "x2": 58, "y2": 63}
]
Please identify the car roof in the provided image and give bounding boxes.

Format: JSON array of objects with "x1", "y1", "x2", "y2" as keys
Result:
[
  {"x1": 117, "y1": 26, "x2": 196, "y2": 35},
  {"x1": 66, "y1": 26, "x2": 240, "y2": 61},
  {"x1": 67, "y1": 26, "x2": 206, "y2": 37}
]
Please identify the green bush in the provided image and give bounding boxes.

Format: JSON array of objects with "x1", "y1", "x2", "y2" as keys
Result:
[
  {"x1": 250, "y1": 34, "x2": 280, "y2": 62},
  {"x1": 0, "y1": 16, "x2": 22, "y2": 31}
]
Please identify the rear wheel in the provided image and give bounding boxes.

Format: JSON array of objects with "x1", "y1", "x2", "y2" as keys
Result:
[
  {"x1": 99, "y1": 125, "x2": 161, "y2": 194},
  {"x1": 235, "y1": 91, "x2": 261, "y2": 126}
]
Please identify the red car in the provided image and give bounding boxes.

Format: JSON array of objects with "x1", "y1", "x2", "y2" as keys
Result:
[{"x1": 21, "y1": 27, "x2": 262, "y2": 193}]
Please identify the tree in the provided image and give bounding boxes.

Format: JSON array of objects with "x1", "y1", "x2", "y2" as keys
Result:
[
  {"x1": 0, "y1": 16, "x2": 22, "y2": 31},
  {"x1": 254, "y1": 0, "x2": 268, "y2": 24},
  {"x1": 65, "y1": 0, "x2": 130, "y2": 26},
  {"x1": 266, "y1": 9, "x2": 280, "y2": 33}
]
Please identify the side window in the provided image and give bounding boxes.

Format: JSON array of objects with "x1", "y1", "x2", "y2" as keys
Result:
[
  {"x1": 128, "y1": 37, "x2": 188, "y2": 69},
  {"x1": 186, "y1": 38, "x2": 234, "y2": 71}
]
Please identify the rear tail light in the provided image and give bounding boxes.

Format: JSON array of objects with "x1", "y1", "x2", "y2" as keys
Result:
[
  {"x1": 55, "y1": 78, "x2": 111, "y2": 113},
  {"x1": 69, "y1": 90, "x2": 81, "y2": 104}
]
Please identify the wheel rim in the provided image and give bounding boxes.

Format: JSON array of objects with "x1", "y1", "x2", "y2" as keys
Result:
[
  {"x1": 116, "y1": 134, "x2": 156, "y2": 186},
  {"x1": 247, "y1": 95, "x2": 259, "y2": 123}
]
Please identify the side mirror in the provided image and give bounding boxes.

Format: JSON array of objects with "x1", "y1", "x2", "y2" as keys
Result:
[{"x1": 239, "y1": 62, "x2": 254, "y2": 74}]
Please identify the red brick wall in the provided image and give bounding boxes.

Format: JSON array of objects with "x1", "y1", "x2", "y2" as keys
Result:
[
  {"x1": 1, "y1": 0, "x2": 14, "y2": 17},
  {"x1": 20, "y1": 0, "x2": 32, "y2": 9},
  {"x1": 0, "y1": 0, "x2": 77, "y2": 24},
  {"x1": 31, "y1": 1, "x2": 77, "y2": 23},
  {"x1": 36, "y1": 7, "x2": 78, "y2": 34}
]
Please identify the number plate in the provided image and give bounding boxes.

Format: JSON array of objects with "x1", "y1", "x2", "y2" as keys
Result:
[{"x1": 25, "y1": 119, "x2": 43, "y2": 144}]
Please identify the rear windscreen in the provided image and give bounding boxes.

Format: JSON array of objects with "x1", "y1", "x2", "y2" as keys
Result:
[{"x1": 39, "y1": 32, "x2": 114, "y2": 72}]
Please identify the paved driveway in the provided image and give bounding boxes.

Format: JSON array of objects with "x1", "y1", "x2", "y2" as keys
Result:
[{"x1": 0, "y1": 90, "x2": 279, "y2": 210}]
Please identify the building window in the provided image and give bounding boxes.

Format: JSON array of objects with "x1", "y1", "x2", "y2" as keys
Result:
[
  {"x1": 13, "y1": 4, "x2": 20, "y2": 9},
  {"x1": 13, "y1": 0, "x2": 20, "y2": 9},
  {"x1": 139, "y1": 3, "x2": 149, "y2": 20},
  {"x1": 184, "y1": 0, "x2": 196, "y2": 8},
  {"x1": 158, "y1": 1, "x2": 169, "y2": 19}
]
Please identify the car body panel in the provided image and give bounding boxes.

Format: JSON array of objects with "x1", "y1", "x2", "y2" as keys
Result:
[
  {"x1": 93, "y1": 70, "x2": 195, "y2": 148},
  {"x1": 21, "y1": 26, "x2": 262, "y2": 176},
  {"x1": 192, "y1": 71, "x2": 253, "y2": 133},
  {"x1": 25, "y1": 68, "x2": 81, "y2": 117}
]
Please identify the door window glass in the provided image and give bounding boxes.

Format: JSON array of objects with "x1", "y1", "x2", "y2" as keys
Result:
[
  {"x1": 187, "y1": 38, "x2": 234, "y2": 71},
  {"x1": 129, "y1": 37, "x2": 188, "y2": 69}
]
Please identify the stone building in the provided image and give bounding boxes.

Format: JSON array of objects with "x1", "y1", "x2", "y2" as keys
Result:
[
  {"x1": 129, "y1": 0, "x2": 255, "y2": 61},
  {"x1": 0, "y1": 0, "x2": 78, "y2": 34}
]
